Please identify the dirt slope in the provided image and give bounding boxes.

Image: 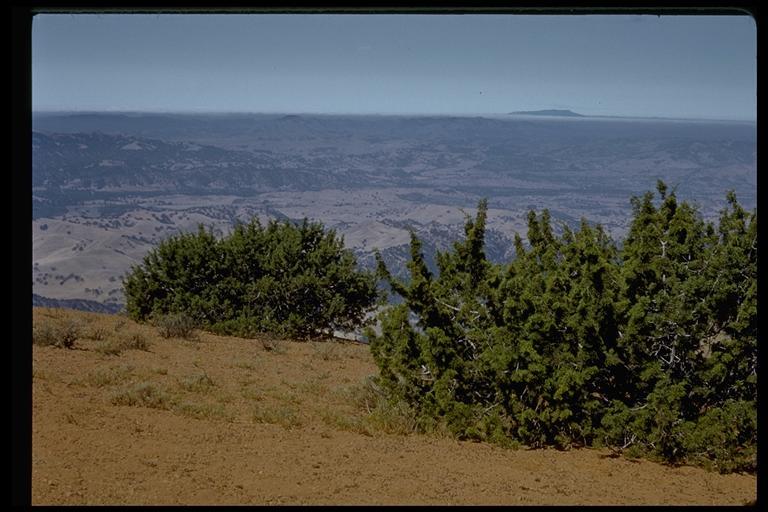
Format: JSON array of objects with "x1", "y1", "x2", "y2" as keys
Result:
[{"x1": 31, "y1": 308, "x2": 757, "y2": 505}]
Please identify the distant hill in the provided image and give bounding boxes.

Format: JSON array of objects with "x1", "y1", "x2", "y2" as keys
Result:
[
  {"x1": 509, "y1": 109, "x2": 585, "y2": 117},
  {"x1": 32, "y1": 293, "x2": 123, "y2": 314}
]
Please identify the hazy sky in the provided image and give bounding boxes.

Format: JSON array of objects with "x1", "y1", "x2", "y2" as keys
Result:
[{"x1": 32, "y1": 13, "x2": 756, "y2": 120}]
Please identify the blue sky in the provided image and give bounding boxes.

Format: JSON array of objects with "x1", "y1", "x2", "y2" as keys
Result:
[{"x1": 32, "y1": 14, "x2": 756, "y2": 120}]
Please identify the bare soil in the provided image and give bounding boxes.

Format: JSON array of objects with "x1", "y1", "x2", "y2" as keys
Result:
[{"x1": 31, "y1": 308, "x2": 757, "y2": 505}]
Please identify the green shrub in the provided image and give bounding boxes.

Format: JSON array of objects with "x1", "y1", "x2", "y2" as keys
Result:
[
  {"x1": 368, "y1": 187, "x2": 756, "y2": 473},
  {"x1": 680, "y1": 400, "x2": 757, "y2": 473},
  {"x1": 123, "y1": 219, "x2": 379, "y2": 339}
]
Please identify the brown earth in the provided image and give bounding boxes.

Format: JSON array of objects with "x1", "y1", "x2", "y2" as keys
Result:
[{"x1": 31, "y1": 308, "x2": 757, "y2": 505}]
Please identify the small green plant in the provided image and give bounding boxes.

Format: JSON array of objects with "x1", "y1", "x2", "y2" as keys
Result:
[
  {"x1": 297, "y1": 379, "x2": 330, "y2": 397},
  {"x1": 110, "y1": 382, "x2": 172, "y2": 409},
  {"x1": 311, "y1": 342, "x2": 339, "y2": 361},
  {"x1": 32, "y1": 323, "x2": 58, "y2": 347},
  {"x1": 318, "y1": 409, "x2": 364, "y2": 433},
  {"x1": 123, "y1": 332, "x2": 150, "y2": 351},
  {"x1": 88, "y1": 326, "x2": 109, "y2": 341},
  {"x1": 234, "y1": 360, "x2": 258, "y2": 371},
  {"x1": 261, "y1": 338, "x2": 286, "y2": 354},
  {"x1": 240, "y1": 386, "x2": 265, "y2": 401},
  {"x1": 84, "y1": 365, "x2": 134, "y2": 387},
  {"x1": 32, "y1": 319, "x2": 80, "y2": 349},
  {"x1": 94, "y1": 333, "x2": 150, "y2": 355},
  {"x1": 95, "y1": 339, "x2": 125, "y2": 356},
  {"x1": 58, "y1": 319, "x2": 81, "y2": 348},
  {"x1": 179, "y1": 372, "x2": 216, "y2": 393},
  {"x1": 349, "y1": 377, "x2": 419, "y2": 435},
  {"x1": 252, "y1": 404, "x2": 303, "y2": 429},
  {"x1": 154, "y1": 312, "x2": 198, "y2": 339}
]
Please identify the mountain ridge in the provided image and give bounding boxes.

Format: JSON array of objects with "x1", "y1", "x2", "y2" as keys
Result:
[
  {"x1": 508, "y1": 109, "x2": 585, "y2": 117},
  {"x1": 32, "y1": 293, "x2": 123, "y2": 314}
]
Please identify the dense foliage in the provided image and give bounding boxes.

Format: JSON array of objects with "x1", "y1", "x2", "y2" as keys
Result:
[
  {"x1": 123, "y1": 218, "x2": 379, "y2": 339},
  {"x1": 368, "y1": 183, "x2": 756, "y2": 473}
]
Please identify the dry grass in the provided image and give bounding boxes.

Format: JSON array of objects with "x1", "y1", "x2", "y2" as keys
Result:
[
  {"x1": 252, "y1": 403, "x2": 304, "y2": 429},
  {"x1": 31, "y1": 307, "x2": 758, "y2": 506},
  {"x1": 94, "y1": 332, "x2": 151, "y2": 356},
  {"x1": 41, "y1": 308, "x2": 355, "y2": 435},
  {"x1": 318, "y1": 377, "x2": 420, "y2": 437},
  {"x1": 311, "y1": 341, "x2": 340, "y2": 361},
  {"x1": 175, "y1": 400, "x2": 233, "y2": 421},
  {"x1": 33, "y1": 318, "x2": 81, "y2": 349},
  {"x1": 31, "y1": 308, "x2": 396, "y2": 435},
  {"x1": 86, "y1": 326, "x2": 109, "y2": 341},
  {"x1": 153, "y1": 312, "x2": 198, "y2": 340},
  {"x1": 110, "y1": 382, "x2": 173, "y2": 409},
  {"x1": 178, "y1": 372, "x2": 216, "y2": 393},
  {"x1": 82, "y1": 365, "x2": 135, "y2": 387},
  {"x1": 260, "y1": 338, "x2": 286, "y2": 354}
]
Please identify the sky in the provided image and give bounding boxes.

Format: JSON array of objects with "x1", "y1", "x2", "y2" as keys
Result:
[{"x1": 32, "y1": 13, "x2": 756, "y2": 121}]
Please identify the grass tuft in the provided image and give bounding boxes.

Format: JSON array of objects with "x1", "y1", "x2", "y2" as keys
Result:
[
  {"x1": 94, "y1": 332, "x2": 151, "y2": 355},
  {"x1": 179, "y1": 372, "x2": 216, "y2": 393},
  {"x1": 175, "y1": 401, "x2": 232, "y2": 421},
  {"x1": 311, "y1": 342, "x2": 340, "y2": 361},
  {"x1": 252, "y1": 404, "x2": 304, "y2": 429},
  {"x1": 84, "y1": 365, "x2": 135, "y2": 387},
  {"x1": 33, "y1": 319, "x2": 80, "y2": 349},
  {"x1": 154, "y1": 312, "x2": 198, "y2": 340},
  {"x1": 110, "y1": 382, "x2": 173, "y2": 409},
  {"x1": 260, "y1": 338, "x2": 286, "y2": 354}
]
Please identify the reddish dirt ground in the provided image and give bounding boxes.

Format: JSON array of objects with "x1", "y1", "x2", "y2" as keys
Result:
[{"x1": 31, "y1": 308, "x2": 757, "y2": 505}]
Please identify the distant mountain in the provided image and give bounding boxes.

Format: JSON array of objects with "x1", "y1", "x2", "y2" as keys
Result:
[
  {"x1": 33, "y1": 293, "x2": 124, "y2": 314},
  {"x1": 509, "y1": 109, "x2": 585, "y2": 117}
]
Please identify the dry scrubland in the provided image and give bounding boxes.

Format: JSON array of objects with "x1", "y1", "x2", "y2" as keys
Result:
[{"x1": 32, "y1": 307, "x2": 756, "y2": 505}]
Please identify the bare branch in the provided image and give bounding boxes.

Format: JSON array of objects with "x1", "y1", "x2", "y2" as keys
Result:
[
  {"x1": 436, "y1": 299, "x2": 461, "y2": 312},
  {"x1": 621, "y1": 433, "x2": 637, "y2": 450}
]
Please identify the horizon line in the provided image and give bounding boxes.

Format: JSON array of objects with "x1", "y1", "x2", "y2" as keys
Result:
[{"x1": 32, "y1": 108, "x2": 757, "y2": 124}]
